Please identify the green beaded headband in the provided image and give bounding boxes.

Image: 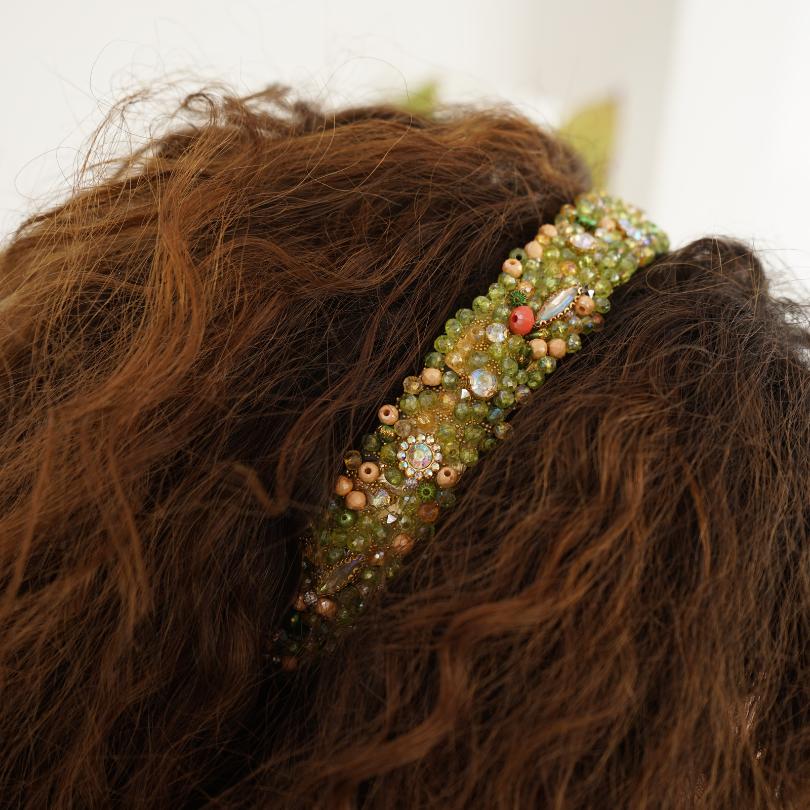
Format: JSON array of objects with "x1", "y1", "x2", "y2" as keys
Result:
[{"x1": 271, "y1": 190, "x2": 670, "y2": 670}]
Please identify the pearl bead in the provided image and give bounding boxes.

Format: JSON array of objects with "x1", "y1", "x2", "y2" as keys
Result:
[
  {"x1": 417, "y1": 502, "x2": 440, "y2": 523},
  {"x1": 436, "y1": 466, "x2": 459, "y2": 488},
  {"x1": 378, "y1": 404, "x2": 399, "y2": 425},
  {"x1": 502, "y1": 258, "x2": 523, "y2": 278},
  {"x1": 358, "y1": 462, "x2": 380, "y2": 483},
  {"x1": 391, "y1": 533, "x2": 415, "y2": 555},
  {"x1": 548, "y1": 338, "x2": 567, "y2": 359},
  {"x1": 421, "y1": 367, "x2": 442, "y2": 387},
  {"x1": 316, "y1": 597, "x2": 337, "y2": 619},
  {"x1": 524, "y1": 240, "x2": 544, "y2": 259},
  {"x1": 508, "y1": 305, "x2": 535, "y2": 335},
  {"x1": 539, "y1": 223, "x2": 558, "y2": 238},
  {"x1": 529, "y1": 338, "x2": 547, "y2": 359},
  {"x1": 345, "y1": 490, "x2": 367, "y2": 510},
  {"x1": 574, "y1": 294, "x2": 595, "y2": 316},
  {"x1": 335, "y1": 475, "x2": 353, "y2": 496}
]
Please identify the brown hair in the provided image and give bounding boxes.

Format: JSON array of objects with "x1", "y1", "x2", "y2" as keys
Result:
[{"x1": 0, "y1": 83, "x2": 808, "y2": 809}]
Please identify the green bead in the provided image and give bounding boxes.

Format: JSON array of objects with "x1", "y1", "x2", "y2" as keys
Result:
[
  {"x1": 471, "y1": 401, "x2": 489, "y2": 419},
  {"x1": 454, "y1": 401, "x2": 471, "y2": 421},
  {"x1": 338, "y1": 510, "x2": 356, "y2": 528},
  {"x1": 424, "y1": 352, "x2": 444, "y2": 369},
  {"x1": 539, "y1": 356, "x2": 557, "y2": 374},
  {"x1": 349, "y1": 534, "x2": 369, "y2": 552},
  {"x1": 507, "y1": 334, "x2": 524, "y2": 353},
  {"x1": 436, "y1": 422, "x2": 456, "y2": 442},
  {"x1": 501, "y1": 356, "x2": 518, "y2": 375},
  {"x1": 380, "y1": 442, "x2": 398, "y2": 464},
  {"x1": 400, "y1": 394, "x2": 418, "y2": 413},
  {"x1": 440, "y1": 439, "x2": 459, "y2": 462},
  {"x1": 508, "y1": 247, "x2": 526, "y2": 262},
  {"x1": 385, "y1": 467, "x2": 404, "y2": 486},
  {"x1": 594, "y1": 296, "x2": 611, "y2": 314},
  {"x1": 469, "y1": 350, "x2": 489, "y2": 368},
  {"x1": 473, "y1": 295, "x2": 492, "y2": 314},
  {"x1": 493, "y1": 304, "x2": 511, "y2": 322},
  {"x1": 442, "y1": 369, "x2": 459, "y2": 389},
  {"x1": 362, "y1": 433, "x2": 381, "y2": 454},
  {"x1": 464, "y1": 424, "x2": 486, "y2": 446},
  {"x1": 480, "y1": 437, "x2": 498, "y2": 454},
  {"x1": 498, "y1": 272, "x2": 517, "y2": 290},
  {"x1": 486, "y1": 406, "x2": 505, "y2": 424},
  {"x1": 460, "y1": 446, "x2": 479, "y2": 465},
  {"x1": 445, "y1": 318, "x2": 463, "y2": 337},
  {"x1": 436, "y1": 489, "x2": 456, "y2": 508},
  {"x1": 456, "y1": 308, "x2": 475, "y2": 325},
  {"x1": 593, "y1": 279, "x2": 613, "y2": 297},
  {"x1": 566, "y1": 333, "x2": 582, "y2": 352},
  {"x1": 494, "y1": 390, "x2": 515, "y2": 409},
  {"x1": 418, "y1": 390, "x2": 437, "y2": 410},
  {"x1": 544, "y1": 246, "x2": 560, "y2": 262},
  {"x1": 580, "y1": 315, "x2": 595, "y2": 334},
  {"x1": 487, "y1": 284, "x2": 506, "y2": 302},
  {"x1": 489, "y1": 342, "x2": 506, "y2": 361},
  {"x1": 550, "y1": 320, "x2": 568, "y2": 339},
  {"x1": 417, "y1": 481, "x2": 437, "y2": 501},
  {"x1": 434, "y1": 335, "x2": 453, "y2": 354}
]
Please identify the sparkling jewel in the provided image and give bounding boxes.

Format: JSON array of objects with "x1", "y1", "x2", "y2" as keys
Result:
[
  {"x1": 469, "y1": 368, "x2": 498, "y2": 399},
  {"x1": 536, "y1": 286, "x2": 579, "y2": 324},
  {"x1": 547, "y1": 338, "x2": 567, "y2": 359},
  {"x1": 485, "y1": 322, "x2": 508, "y2": 343},
  {"x1": 570, "y1": 232, "x2": 597, "y2": 251}
]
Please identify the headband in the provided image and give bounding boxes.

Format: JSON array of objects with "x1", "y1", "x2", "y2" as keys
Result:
[{"x1": 271, "y1": 190, "x2": 670, "y2": 670}]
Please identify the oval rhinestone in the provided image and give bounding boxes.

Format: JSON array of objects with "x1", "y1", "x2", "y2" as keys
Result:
[
  {"x1": 469, "y1": 368, "x2": 498, "y2": 399},
  {"x1": 406, "y1": 442, "x2": 434, "y2": 470},
  {"x1": 320, "y1": 556, "x2": 364, "y2": 594},
  {"x1": 537, "y1": 286, "x2": 579, "y2": 324}
]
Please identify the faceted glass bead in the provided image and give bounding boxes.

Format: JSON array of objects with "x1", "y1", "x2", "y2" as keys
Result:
[
  {"x1": 406, "y1": 442, "x2": 434, "y2": 470},
  {"x1": 469, "y1": 368, "x2": 498, "y2": 399},
  {"x1": 486, "y1": 322, "x2": 508, "y2": 343}
]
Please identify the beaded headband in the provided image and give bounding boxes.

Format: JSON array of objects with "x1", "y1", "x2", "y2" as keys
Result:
[{"x1": 271, "y1": 190, "x2": 670, "y2": 670}]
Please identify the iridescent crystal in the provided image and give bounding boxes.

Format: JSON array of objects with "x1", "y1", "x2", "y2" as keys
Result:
[
  {"x1": 536, "y1": 286, "x2": 579, "y2": 324},
  {"x1": 406, "y1": 442, "x2": 434, "y2": 470},
  {"x1": 370, "y1": 489, "x2": 391, "y2": 508},
  {"x1": 485, "y1": 322, "x2": 507, "y2": 343},
  {"x1": 469, "y1": 368, "x2": 498, "y2": 399},
  {"x1": 570, "y1": 232, "x2": 597, "y2": 251},
  {"x1": 320, "y1": 556, "x2": 364, "y2": 594}
]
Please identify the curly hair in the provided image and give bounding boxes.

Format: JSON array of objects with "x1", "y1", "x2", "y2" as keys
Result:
[{"x1": 0, "y1": 83, "x2": 808, "y2": 809}]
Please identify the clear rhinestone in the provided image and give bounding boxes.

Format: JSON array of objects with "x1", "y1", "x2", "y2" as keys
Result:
[{"x1": 469, "y1": 368, "x2": 498, "y2": 399}]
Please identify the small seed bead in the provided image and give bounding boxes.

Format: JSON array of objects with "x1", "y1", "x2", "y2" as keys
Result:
[
  {"x1": 358, "y1": 462, "x2": 380, "y2": 483},
  {"x1": 378, "y1": 404, "x2": 399, "y2": 425}
]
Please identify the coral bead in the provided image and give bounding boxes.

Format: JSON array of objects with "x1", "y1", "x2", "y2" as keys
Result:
[
  {"x1": 335, "y1": 475, "x2": 353, "y2": 496},
  {"x1": 345, "y1": 490, "x2": 367, "y2": 510},
  {"x1": 358, "y1": 462, "x2": 380, "y2": 483},
  {"x1": 378, "y1": 404, "x2": 399, "y2": 425},
  {"x1": 574, "y1": 294, "x2": 595, "y2": 316},
  {"x1": 529, "y1": 338, "x2": 547, "y2": 359},
  {"x1": 548, "y1": 338, "x2": 567, "y2": 359},
  {"x1": 502, "y1": 258, "x2": 523, "y2": 278},
  {"x1": 508, "y1": 305, "x2": 535, "y2": 335}
]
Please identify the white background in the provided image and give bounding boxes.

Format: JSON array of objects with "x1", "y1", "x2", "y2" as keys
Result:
[{"x1": 1, "y1": 0, "x2": 808, "y2": 298}]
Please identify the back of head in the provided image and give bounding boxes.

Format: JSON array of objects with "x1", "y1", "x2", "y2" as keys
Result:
[{"x1": 0, "y1": 84, "x2": 808, "y2": 809}]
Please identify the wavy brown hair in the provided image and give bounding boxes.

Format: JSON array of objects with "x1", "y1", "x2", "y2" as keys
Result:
[{"x1": 0, "y1": 83, "x2": 808, "y2": 809}]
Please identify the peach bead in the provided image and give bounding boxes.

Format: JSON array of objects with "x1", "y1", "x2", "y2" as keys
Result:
[
  {"x1": 294, "y1": 594, "x2": 307, "y2": 612},
  {"x1": 436, "y1": 466, "x2": 459, "y2": 488},
  {"x1": 315, "y1": 597, "x2": 337, "y2": 619},
  {"x1": 335, "y1": 475, "x2": 353, "y2": 496},
  {"x1": 574, "y1": 294, "x2": 595, "y2": 316},
  {"x1": 539, "y1": 224, "x2": 558, "y2": 238},
  {"x1": 391, "y1": 533, "x2": 415, "y2": 556},
  {"x1": 421, "y1": 367, "x2": 442, "y2": 387},
  {"x1": 378, "y1": 404, "x2": 399, "y2": 425},
  {"x1": 502, "y1": 258, "x2": 523, "y2": 278},
  {"x1": 592, "y1": 313, "x2": 605, "y2": 330},
  {"x1": 524, "y1": 240, "x2": 544, "y2": 259},
  {"x1": 548, "y1": 338, "x2": 567, "y2": 359},
  {"x1": 417, "y1": 502, "x2": 440, "y2": 523},
  {"x1": 345, "y1": 490, "x2": 367, "y2": 510},
  {"x1": 358, "y1": 461, "x2": 380, "y2": 483},
  {"x1": 529, "y1": 338, "x2": 547, "y2": 359}
]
